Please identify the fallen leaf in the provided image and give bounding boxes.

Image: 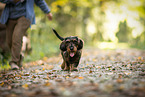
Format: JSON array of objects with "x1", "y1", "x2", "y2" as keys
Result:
[
  {"x1": 99, "y1": 74, "x2": 102, "y2": 77},
  {"x1": 66, "y1": 76, "x2": 69, "y2": 79},
  {"x1": 96, "y1": 66, "x2": 101, "y2": 69},
  {"x1": 43, "y1": 57, "x2": 48, "y2": 61},
  {"x1": 32, "y1": 75, "x2": 36, "y2": 78},
  {"x1": 22, "y1": 84, "x2": 28, "y2": 89},
  {"x1": 89, "y1": 70, "x2": 93, "y2": 73},
  {"x1": 73, "y1": 75, "x2": 79, "y2": 78},
  {"x1": 141, "y1": 59, "x2": 144, "y2": 62},
  {"x1": 78, "y1": 77, "x2": 84, "y2": 79},
  {"x1": 0, "y1": 82, "x2": 4, "y2": 86},
  {"x1": 117, "y1": 79, "x2": 123, "y2": 83},
  {"x1": 24, "y1": 73, "x2": 30, "y2": 76},
  {"x1": 15, "y1": 74, "x2": 22, "y2": 78},
  {"x1": 137, "y1": 56, "x2": 142, "y2": 60},
  {"x1": 44, "y1": 82, "x2": 51, "y2": 86},
  {"x1": 124, "y1": 72, "x2": 131, "y2": 75}
]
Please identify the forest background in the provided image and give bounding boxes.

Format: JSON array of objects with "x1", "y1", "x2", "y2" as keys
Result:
[
  {"x1": 1, "y1": 0, "x2": 145, "y2": 62},
  {"x1": 26, "y1": 0, "x2": 145, "y2": 62}
]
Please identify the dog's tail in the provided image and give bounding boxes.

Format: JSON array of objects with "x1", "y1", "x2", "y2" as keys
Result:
[{"x1": 52, "y1": 28, "x2": 64, "y2": 41}]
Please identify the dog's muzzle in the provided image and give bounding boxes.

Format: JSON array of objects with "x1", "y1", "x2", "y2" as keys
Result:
[{"x1": 70, "y1": 46, "x2": 74, "y2": 51}]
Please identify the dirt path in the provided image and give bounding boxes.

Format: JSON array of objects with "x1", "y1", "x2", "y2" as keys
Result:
[{"x1": 0, "y1": 48, "x2": 145, "y2": 97}]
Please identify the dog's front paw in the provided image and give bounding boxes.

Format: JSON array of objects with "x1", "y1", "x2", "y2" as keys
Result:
[
  {"x1": 70, "y1": 65, "x2": 78, "y2": 71},
  {"x1": 71, "y1": 67, "x2": 78, "y2": 71},
  {"x1": 64, "y1": 66, "x2": 70, "y2": 71}
]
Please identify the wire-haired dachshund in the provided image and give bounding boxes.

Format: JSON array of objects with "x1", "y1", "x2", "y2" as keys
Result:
[{"x1": 52, "y1": 29, "x2": 83, "y2": 71}]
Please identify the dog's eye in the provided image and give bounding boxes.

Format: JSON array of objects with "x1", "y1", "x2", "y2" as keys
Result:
[
  {"x1": 73, "y1": 40, "x2": 78, "y2": 44},
  {"x1": 66, "y1": 41, "x2": 70, "y2": 43}
]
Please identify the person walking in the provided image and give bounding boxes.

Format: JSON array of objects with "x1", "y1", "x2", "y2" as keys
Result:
[{"x1": 0, "y1": 0, "x2": 52, "y2": 70}]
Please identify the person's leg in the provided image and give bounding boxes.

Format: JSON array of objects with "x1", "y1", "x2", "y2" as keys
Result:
[
  {"x1": 6, "y1": 19, "x2": 19, "y2": 70},
  {"x1": 6, "y1": 19, "x2": 17, "y2": 50},
  {"x1": 11, "y1": 16, "x2": 30, "y2": 69}
]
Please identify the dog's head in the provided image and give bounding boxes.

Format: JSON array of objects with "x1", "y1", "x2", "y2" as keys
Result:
[{"x1": 60, "y1": 36, "x2": 83, "y2": 57}]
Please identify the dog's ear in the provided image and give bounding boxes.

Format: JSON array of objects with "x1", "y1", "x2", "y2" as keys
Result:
[
  {"x1": 77, "y1": 39, "x2": 83, "y2": 50},
  {"x1": 60, "y1": 41, "x2": 67, "y2": 51}
]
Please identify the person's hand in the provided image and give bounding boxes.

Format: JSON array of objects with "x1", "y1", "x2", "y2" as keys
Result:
[{"x1": 47, "y1": 13, "x2": 53, "y2": 21}]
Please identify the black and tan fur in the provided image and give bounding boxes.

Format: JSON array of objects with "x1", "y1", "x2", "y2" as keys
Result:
[{"x1": 52, "y1": 29, "x2": 83, "y2": 71}]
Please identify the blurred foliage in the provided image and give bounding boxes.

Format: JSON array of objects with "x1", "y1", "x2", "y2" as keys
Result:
[{"x1": 25, "y1": 0, "x2": 145, "y2": 62}]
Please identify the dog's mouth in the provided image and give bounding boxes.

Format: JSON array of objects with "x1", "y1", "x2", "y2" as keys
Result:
[{"x1": 70, "y1": 52, "x2": 75, "y2": 57}]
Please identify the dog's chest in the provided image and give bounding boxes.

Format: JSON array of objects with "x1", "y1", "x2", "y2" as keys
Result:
[
  {"x1": 68, "y1": 53, "x2": 80, "y2": 63},
  {"x1": 69, "y1": 56, "x2": 77, "y2": 62},
  {"x1": 62, "y1": 50, "x2": 81, "y2": 63}
]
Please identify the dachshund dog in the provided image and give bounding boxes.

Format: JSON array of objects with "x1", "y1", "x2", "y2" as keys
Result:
[{"x1": 52, "y1": 29, "x2": 83, "y2": 71}]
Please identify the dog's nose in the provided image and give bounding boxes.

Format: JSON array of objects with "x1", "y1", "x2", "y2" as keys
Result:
[{"x1": 70, "y1": 46, "x2": 74, "y2": 50}]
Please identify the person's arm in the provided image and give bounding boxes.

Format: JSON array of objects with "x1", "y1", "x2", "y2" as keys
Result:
[
  {"x1": 34, "y1": 0, "x2": 50, "y2": 13},
  {"x1": 34, "y1": 0, "x2": 52, "y2": 20},
  {"x1": 0, "y1": 0, "x2": 20, "y2": 4}
]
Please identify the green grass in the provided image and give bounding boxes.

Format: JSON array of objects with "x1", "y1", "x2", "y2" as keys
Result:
[
  {"x1": 24, "y1": 41, "x2": 60, "y2": 62},
  {"x1": 0, "y1": 62, "x2": 10, "y2": 71}
]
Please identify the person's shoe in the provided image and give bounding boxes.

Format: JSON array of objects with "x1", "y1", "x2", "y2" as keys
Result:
[{"x1": 11, "y1": 62, "x2": 19, "y2": 70}]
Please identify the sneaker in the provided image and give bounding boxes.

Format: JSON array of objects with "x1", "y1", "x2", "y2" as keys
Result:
[{"x1": 10, "y1": 62, "x2": 19, "y2": 70}]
